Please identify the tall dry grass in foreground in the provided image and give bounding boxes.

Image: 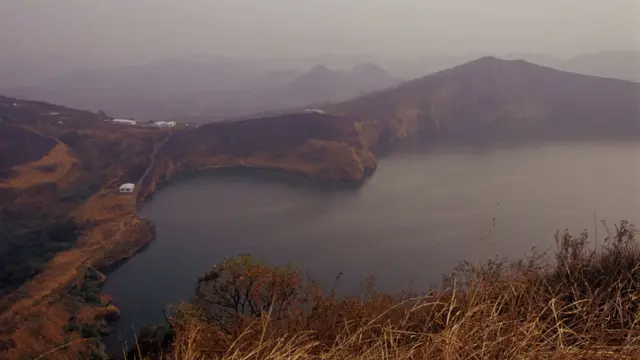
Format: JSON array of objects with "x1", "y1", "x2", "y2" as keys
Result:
[{"x1": 133, "y1": 221, "x2": 640, "y2": 359}]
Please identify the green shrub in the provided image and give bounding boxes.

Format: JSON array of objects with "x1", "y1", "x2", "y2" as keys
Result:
[
  {"x1": 68, "y1": 271, "x2": 104, "y2": 305},
  {"x1": 79, "y1": 323, "x2": 100, "y2": 339},
  {"x1": 63, "y1": 322, "x2": 81, "y2": 333},
  {"x1": 84, "y1": 267, "x2": 102, "y2": 282},
  {"x1": 0, "y1": 218, "x2": 81, "y2": 294},
  {"x1": 58, "y1": 182, "x2": 100, "y2": 203}
]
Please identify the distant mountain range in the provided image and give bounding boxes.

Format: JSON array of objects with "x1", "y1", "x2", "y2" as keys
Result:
[
  {"x1": 1, "y1": 50, "x2": 638, "y2": 124},
  {"x1": 3, "y1": 58, "x2": 400, "y2": 122}
]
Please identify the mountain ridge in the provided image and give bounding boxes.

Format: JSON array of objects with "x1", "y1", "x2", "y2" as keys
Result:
[
  {"x1": 329, "y1": 56, "x2": 640, "y2": 145},
  {"x1": 503, "y1": 50, "x2": 640, "y2": 83},
  {"x1": 3, "y1": 60, "x2": 400, "y2": 122}
]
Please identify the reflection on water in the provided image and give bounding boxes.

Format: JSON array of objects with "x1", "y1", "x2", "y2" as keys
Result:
[{"x1": 103, "y1": 140, "x2": 640, "y2": 351}]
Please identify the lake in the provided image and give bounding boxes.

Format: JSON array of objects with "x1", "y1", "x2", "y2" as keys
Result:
[{"x1": 103, "y1": 140, "x2": 640, "y2": 351}]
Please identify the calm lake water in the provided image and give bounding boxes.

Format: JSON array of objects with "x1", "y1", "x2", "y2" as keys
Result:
[{"x1": 103, "y1": 140, "x2": 640, "y2": 351}]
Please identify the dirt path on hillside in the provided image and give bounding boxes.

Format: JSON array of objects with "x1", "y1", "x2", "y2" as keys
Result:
[
  {"x1": 137, "y1": 133, "x2": 172, "y2": 189},
  {"x1": 134, "y1": 132, "x2": 173, "y2": 202}
]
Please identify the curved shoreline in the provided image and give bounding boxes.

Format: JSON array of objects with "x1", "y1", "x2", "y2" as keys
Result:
[{"x1": 97, "y1": 160, "x2": 376, "y2": 352}]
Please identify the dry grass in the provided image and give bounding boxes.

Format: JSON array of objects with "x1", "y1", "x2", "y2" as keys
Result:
[
  {"x1": 0, "y1": 142, "x2": 81, "y2": 190},
  {"x1": 113, "y1": 221, "x2": 640, "y2": 360}
]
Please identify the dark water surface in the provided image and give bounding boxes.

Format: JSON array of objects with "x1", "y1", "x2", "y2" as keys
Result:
[{"x1": 103, "y1": 141, "x2": 640, "y2": 350}]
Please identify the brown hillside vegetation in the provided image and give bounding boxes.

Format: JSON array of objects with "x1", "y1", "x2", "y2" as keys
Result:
[
  {"x1": 0, "y1": 123, "x2": 57, "y2": 178},
  {"x1": 331, "y1": 57, "x2": 640, "y2": 144},
  {"x1": 127, "y1": 222, "x2": 640, "y2": 360},
  {"x1": 0, "y1": 97, "x2": 171, "y2": 359}
]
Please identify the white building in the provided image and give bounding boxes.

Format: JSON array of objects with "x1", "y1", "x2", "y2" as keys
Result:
[
  {"x1": 303, "y1": 109, "x2": 325, "y2": 114},
  {"x1": 119, "y1": 183, "x2": 135, "y2": 193},
  {"x1": 112, "y1": 119, "x2": 137, "y2": 125},
  {"x1": 153, "y1": 121, "x2": 177, "y2": 128}
]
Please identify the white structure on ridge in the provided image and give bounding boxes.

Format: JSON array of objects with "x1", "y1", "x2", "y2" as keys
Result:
[
  {"x1": 119, "y1": 183, "x2": 135, "y2": 193},
  {"x1": 303, "y1": 109, "x2": 325, "y2": 114},
  {"x1": 112, "y1": 119, "x2": 137, "y2": 125},
  {"x1": 153, "y1": 121, "x2": 177, "y2": 128}
]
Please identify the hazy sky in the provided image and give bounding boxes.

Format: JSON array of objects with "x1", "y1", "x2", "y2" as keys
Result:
[{"x1": 1, "y1": 0, "x2": 639, "y2": 70}]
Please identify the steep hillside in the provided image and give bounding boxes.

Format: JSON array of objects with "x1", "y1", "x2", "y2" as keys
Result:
[
  {"x1": 331, "y1": 57, "x2": 640, "y2": 145},
  {"x1": 0, "y1": 95, "x2": 173, "y2": 359},
  {"x1": 143, "y1": 113, "x2": 376, "y2": 197},
  {"x1": 0, "y1": 95, "x2": 104, "y2": 126},
  {"x1": 0, "y1": 123, "x2": 57, "y2": 178}
]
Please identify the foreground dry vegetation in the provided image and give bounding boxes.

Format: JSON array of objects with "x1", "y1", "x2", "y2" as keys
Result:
[{"x1": 111, "y1": 220, "x2": 640, "y2": 360}]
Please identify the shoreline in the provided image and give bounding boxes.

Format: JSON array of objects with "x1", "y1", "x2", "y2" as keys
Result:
[
  {"x1": 97, "y1": 133, "x2": 640, "y2": 351},
  {"x1": 98, "y1": 161, "x2": 375, "y2": 354}
]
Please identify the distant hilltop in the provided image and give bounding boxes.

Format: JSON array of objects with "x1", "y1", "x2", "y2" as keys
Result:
[
  {"x1": 330, "y1": 56, "x2": 640, "y2": 145},
  {"x1": 3, "y1": 60, "x2": 400, "y2": 122}
]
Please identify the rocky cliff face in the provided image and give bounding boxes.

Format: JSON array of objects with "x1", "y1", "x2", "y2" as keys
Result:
[{"x1": 144, "y1": 113, "x2": 377, "y2": 194}]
